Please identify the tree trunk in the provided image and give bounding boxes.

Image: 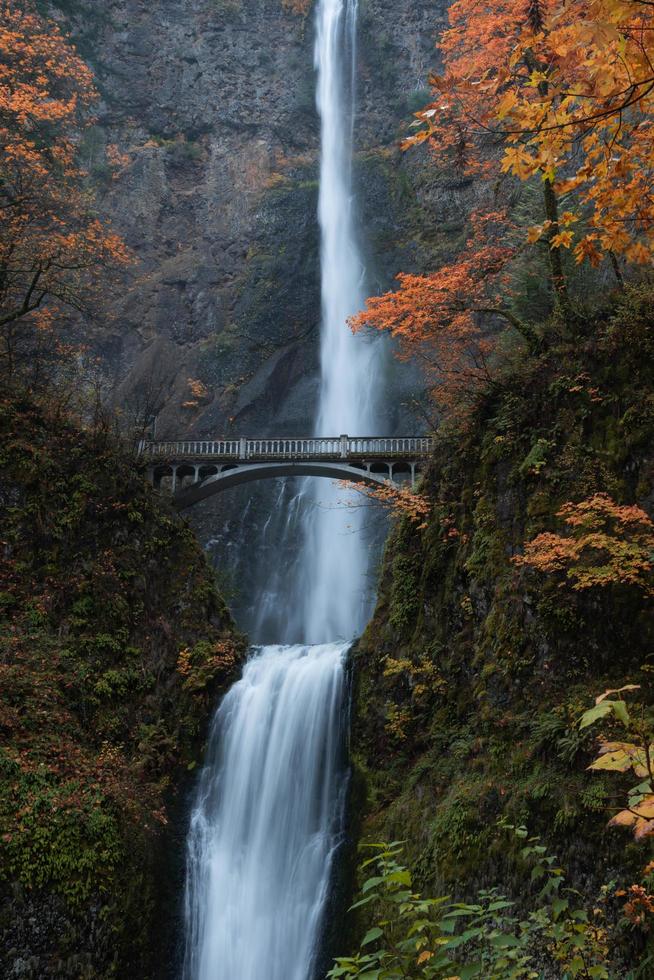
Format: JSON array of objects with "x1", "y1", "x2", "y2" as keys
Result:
[{"x1": 542, "y1": 178, "x2": 571, "y2": 318}]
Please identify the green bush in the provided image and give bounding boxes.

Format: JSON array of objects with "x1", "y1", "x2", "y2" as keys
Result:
[{"x1": 330, "y1": 828, "x2": 620, "y2": 979}]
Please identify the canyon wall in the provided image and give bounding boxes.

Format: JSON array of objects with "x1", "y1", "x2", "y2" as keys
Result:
[{"x1": 46, "y1": 0, "x2": 470, "y2": 620}]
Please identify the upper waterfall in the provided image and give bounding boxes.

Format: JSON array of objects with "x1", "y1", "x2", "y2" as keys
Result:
[{"x1": 298, "y1": 0, "x2": 384, "y2": 643}]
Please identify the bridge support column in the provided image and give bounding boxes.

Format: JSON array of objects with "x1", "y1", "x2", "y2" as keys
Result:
[
  {"x1": 171, "y1": 466, "x2": 178, "y2": 493},
  {"x1": 410, "y1": 463, "x2": 416, "y2": 485},
  {"x1": 340, "y1": 434, "x2": 348, "y2": 459},
  {"x1": 194, "y1": 465, "x2": 200, "y2": 482}
]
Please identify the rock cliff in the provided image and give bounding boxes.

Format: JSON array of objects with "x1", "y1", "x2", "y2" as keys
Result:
[{"x1": 0, "y1": 394, "x2": 245, "y2": 978}]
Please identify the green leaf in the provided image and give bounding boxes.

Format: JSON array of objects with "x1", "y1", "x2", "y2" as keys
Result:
[
  {"x1": 362, "y1": 876, "x2": 384, "y2": 893},
  {"x1": 386, "y1": 869, "x2": 411, "y2": 886},
  {"x1": 579, "y1": 701, "x2": 614, "y2": 729},
  {"x1": 458, "y1": 964, "x2": 484, "y2": 980},
  {"x1": 442, "y1": 927, "x2": 483, "y2": 949},
  {"x1": 489, "y1": 933, "x2": 523, "y2": 948},
  {"x1": 612, "y1": 700, "x2": 630, "y2": 726},
  {"x1": 361, "y1": 927, "x2": 383, "y2": 947},
  {"x1": 349, "y1": 894, "x2": 377, "y2": 910},
  {"x1": 551, "y1": 897, "x2": 569, "y2": 920}
]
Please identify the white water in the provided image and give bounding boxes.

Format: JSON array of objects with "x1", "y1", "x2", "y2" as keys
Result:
[
  {"x1": 183, "y1": 644, "x2": 348, "y2": 980},
  {"x1": 183, "y1": 2, "x2": 382, "y2": 977},
  {"x1": 300, "y1": 0, "x2": 382, "y2": 643}
]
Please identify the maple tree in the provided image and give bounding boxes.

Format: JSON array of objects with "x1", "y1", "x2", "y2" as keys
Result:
[
  {"x1": 351, "y1": 212, "x2": 538, "y2": 412},
  {"x1": 0, "y1": 2, "x2": 129, "y2": 373},
  {"x1": 408, "y1": 0, "x2": 654, "y2": 282},
  {"x1": 355, "y1": 0, "x2": 654, "y2": 411},
  {"x1": 514, "y1": 493, "x2": 654, "y2": 594}
]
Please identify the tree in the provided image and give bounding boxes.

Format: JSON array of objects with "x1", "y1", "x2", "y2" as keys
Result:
[
  {"x1": 350, "y1": 212, "x2": 537, "y2": 413},
  {"x1": 0, "y1": 2, "x2": 129, "y2": 373},
  {"x1": 408, "y1": 0, "x2": 654, "y2": 283},
  {"x1": 354, "y1": 0, "x2": 654, "y2": 413},
  {"x1": 513, "y1": 494, "x2": 654, "y2": 595}
]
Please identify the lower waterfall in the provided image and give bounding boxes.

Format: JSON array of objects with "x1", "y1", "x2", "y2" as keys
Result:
[{"x1": 182, "y1": 644, "x2": 349, "y2": 980}]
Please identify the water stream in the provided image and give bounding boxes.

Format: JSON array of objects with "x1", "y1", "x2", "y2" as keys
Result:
[{"x1": 182, "y1": 2, "x2": 382, "y2": 976}]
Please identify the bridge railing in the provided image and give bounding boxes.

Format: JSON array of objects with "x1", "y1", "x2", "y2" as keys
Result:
[{"x1": 139, "y1": 435, "x2": 434, "y2": 461}]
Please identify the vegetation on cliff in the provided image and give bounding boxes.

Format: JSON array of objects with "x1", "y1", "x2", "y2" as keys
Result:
[
  {"x1": 335, "y1": 1, "x2": 654, "y2": 972},
  {"x1": 0, "y1": 393, "x2": 244, "y2": 977},
  {"x1": 347, "y1": 287, "x2": 654, "y2": 975},
  {"x1": 0, "y1": 9, "x2": 247, "y2": 976}
]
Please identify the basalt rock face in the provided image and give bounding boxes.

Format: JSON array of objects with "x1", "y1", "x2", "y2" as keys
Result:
[
  {"x1": 350, "y1": 293, "x2": 654, "y2": 960},
  {"x1": 45, "y1": 1, "x2": 460, "y2": 616},
  {"x1": 47, "y1": 0, "x2": 446, "y2": 437}
]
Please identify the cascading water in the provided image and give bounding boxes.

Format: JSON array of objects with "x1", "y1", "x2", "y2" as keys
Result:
[
  {"x1": 183, "y1": 644, "x2": 349, "y2": 980},
  {"x1": 300, "y1": 0, "x2": 382, "y2": 643},
  {"x1": 183, "y1": 2, "x2": 383, "y2": 977}
]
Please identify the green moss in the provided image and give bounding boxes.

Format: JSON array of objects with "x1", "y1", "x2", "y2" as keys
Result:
[
  {"x1": 388, "y1": 554, "x2": 420, "y2": 633},
  {"x1": 0, "y1": 393, "x2": 245, "y2": 977},
  {"x1": 353, "y1": 290, "x2": 654, "y2": 927}
]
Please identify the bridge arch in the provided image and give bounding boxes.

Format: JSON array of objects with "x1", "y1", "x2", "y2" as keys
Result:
[
  {"x1": 142, "y1": 434, "x2": 433, "y2": 507},
  {"x1": 173, "y1": 461, "x2": 395, "y2": 510}
]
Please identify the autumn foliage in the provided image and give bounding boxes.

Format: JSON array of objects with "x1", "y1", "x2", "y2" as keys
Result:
[
  {"x1": 409, "y1": 0, "x2": 654, "y2": 268},
  {"x1": 581, "y1": 685, "x2": 654, "y2": 843},
  {"x1": 338, "y1": 478, "x2": 432, "y2": 528},
  {"x1": 351, "y1": 212, "x2": 532, "y2": 411},
  {"x1": 355, "y1": 0, "x2": 654, "y2": 413},
  {"x1": 0, "y1": 2, "x2": 128, "y2": 371},
  {"x1": 514, "y1": 493, "x2": 654, "y2": 594}
]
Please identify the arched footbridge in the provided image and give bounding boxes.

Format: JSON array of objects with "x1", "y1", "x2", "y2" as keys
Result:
[{"x1": 140, "y1": 435, "x2": 434, "y2": 509}]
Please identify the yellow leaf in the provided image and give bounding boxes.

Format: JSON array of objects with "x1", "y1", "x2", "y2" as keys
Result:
[
  {"x1": 634, "y1": 818, "x2": 654, "y2": 841},
  {"x1": 609, "y1": 809, "x2": 637, "y2": 828},
  {"x1": 550, "y1": 230, "x2": 575, "y2": 249},
  {"x1": 633, "y1": 797, "x2": 654, "y2": 820},
  {"x1": 589, "y1": 750, "x2": 633, "y2": 773},
  {"x1": 497, "y1": 91, "x2": 518, "y2": 120}
]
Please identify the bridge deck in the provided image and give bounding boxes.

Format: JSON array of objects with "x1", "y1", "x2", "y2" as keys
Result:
[{"x1": 140, "y1": 435, "x2": 434, "y2": 463}]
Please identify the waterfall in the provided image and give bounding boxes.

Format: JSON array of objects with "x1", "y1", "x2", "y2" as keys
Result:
[
  {"x1": 301, "y1": 0, "x2": 381, "y2": 643},
  {"x1": 183, "y1": 2, "x2": 382, "y2": 977},
  {"x1": 183, "y1": 644, "x2": 349, "y2": 980}
]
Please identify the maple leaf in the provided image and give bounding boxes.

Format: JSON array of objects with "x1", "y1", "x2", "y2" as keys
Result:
[
  {"x1": 527, "y1": 224, "x2": 545, "y2": 243},
  {"x1": 550, "y1": 231, "x2": 575, "y2": 248}
]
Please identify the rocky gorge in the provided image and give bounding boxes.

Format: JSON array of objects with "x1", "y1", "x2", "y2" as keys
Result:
[{"x1": 3, "y1": 0, "x2": 654, "y2": 977}]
